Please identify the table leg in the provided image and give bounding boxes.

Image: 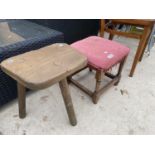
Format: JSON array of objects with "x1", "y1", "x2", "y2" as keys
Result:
[
  {"x1": 59, "y1": 78, "x2": 77, "y2": 126},
  {"x1": 129, "y1": 26, "x2": 151, "y2": 77},
  {"x1": 17, "y1": 82, "x2": 26, "y2": 118}
]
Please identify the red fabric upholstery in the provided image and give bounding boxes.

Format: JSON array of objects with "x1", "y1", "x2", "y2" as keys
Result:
[{"x1": 71, "y1": 36, "x2": 130, "y2": 71}]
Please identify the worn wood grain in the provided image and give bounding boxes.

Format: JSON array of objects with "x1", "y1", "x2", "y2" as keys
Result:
[
  {"x1": 59, "y1": 78, "x2": 77, "y2": 126},
  {"x1": 17, "y1": 82, "x2": 26, "y2": 118},
  {"x1": 1, "y1": 43, "x2": 87, "y2": 90},
  {"x1": 0, "y1": 43, "x2": 87, "y2": 126}
]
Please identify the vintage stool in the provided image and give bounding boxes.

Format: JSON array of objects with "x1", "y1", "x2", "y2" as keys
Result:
[
  {"x1": 70, "y1": 36, "x2": 130, "y2": 104},
  {"x1": 0, "y1": 43, "x2": 87, "y2": 126}
]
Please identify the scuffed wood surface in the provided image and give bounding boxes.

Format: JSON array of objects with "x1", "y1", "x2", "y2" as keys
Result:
[{"x1": 1, "y1": 43, "x2": 87, "y2": 89}]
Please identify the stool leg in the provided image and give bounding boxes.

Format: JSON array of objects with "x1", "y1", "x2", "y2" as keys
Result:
[
  {"x1": 17, "y1": 82, "x2": 26, "y2": 119},
  {"x1": 59, "y1": 78, "x2": 77, "y2": 126},
  {"x1": 89, "y1": 68, "x2": 93, "y2": 72},
  {"x1": 92, "y1": 70, "x2": 102, "y2": 104},
  {"x1": 114, "y1": 57, "x2": 126, "y2": 86},
  {"x1": 109, "y1": 34, "x2": 114, "y2": 40}
]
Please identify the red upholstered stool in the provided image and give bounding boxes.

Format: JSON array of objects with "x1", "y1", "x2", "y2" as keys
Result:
[{"x1": 70, "y1": 36, "x2": 130, "y2": 104}]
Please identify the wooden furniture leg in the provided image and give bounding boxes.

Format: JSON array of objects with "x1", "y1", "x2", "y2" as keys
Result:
[
  {"x1": 92, "y1": 70, "x2": 102, "y2": 104},
  {"x1": 59, "y1": 78, "x2": 77, "y2": 126},
  {"x1": 17, "y1": 82, "x2": 26, "y2": 118},
  {"x1": 70, "y1": 60, "x2": 126, "y2": 104},
  {"x1": 138, "y1": 38, "x2": 148, "y2": 62},
  {"x1": 108, "y1": 23, "x2": 116, "y2": 40},
  {"x1": 100, "y1": 19, "x2": 105, "y2": 37},
  {"x1": 109, "y1": 34, "x2": 114, "y2": 40},
  {"x1": 139, "y1": 26, "x2": 152, "y2": 61},
  {"x1": 114, "y1": 57, "x2": 126, "y2": 85},
  {"x1": 100, "y1": 19, "x2": 114, "y2": 40},
  {"x1": 89, "y1": 68, "x2": 93, "y2": 72},
  {"x1": 129, "y1": 26, "x2": 151, "y2": 77}
]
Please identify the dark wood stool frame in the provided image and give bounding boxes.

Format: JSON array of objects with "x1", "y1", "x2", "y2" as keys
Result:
[{"x1": 69, "y1": 57, "x2": 127, "y2": 104}]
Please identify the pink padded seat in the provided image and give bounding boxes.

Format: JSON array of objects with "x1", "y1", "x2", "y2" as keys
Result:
[{"x1": 71, "y1": 36, "x2": 130, "y2": 71}]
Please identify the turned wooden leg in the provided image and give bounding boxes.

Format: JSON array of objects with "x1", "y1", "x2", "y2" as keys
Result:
[
  {"x1": 108, "y1": 25, "x2": 115, "y2": 40},
  {"x1": 114, "y1": 57, "x2": 127, "y2": 86},
  {"x1": 92, "y1": 70, "x2": 102, "y2": 104},
  {"x1": 59, "y1": 78, "x2": 77, "y2": 126},
  {"x1": 109, "y1": 34, "x2": 114, "y2": 40},
  {"x1": 17, "y1": 82, "x2": 26, "y2": 119},
  {"x1": 89, "y1": 68, "x2": 93, "y2": 72}
]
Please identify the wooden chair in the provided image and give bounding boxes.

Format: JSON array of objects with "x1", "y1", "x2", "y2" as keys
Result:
[
  {"x1": 100, "y1": 19, "x2": 155, "y2": 77},
  {"x1": 70, "y1": 36, "x2": 130, "y2": 104}
]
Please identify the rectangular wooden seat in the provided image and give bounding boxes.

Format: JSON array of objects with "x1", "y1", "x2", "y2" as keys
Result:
[
  {"x1": 0, "y1": 43, "x2": 87, "y2": 126},
  {"x1": 1, "y1": 43, "x2": 87, "y2": 90}
]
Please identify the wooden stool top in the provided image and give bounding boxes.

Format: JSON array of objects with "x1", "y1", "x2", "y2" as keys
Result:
[{"x1": 1, "y1": 43, "x2": 87, "y2": 90}]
